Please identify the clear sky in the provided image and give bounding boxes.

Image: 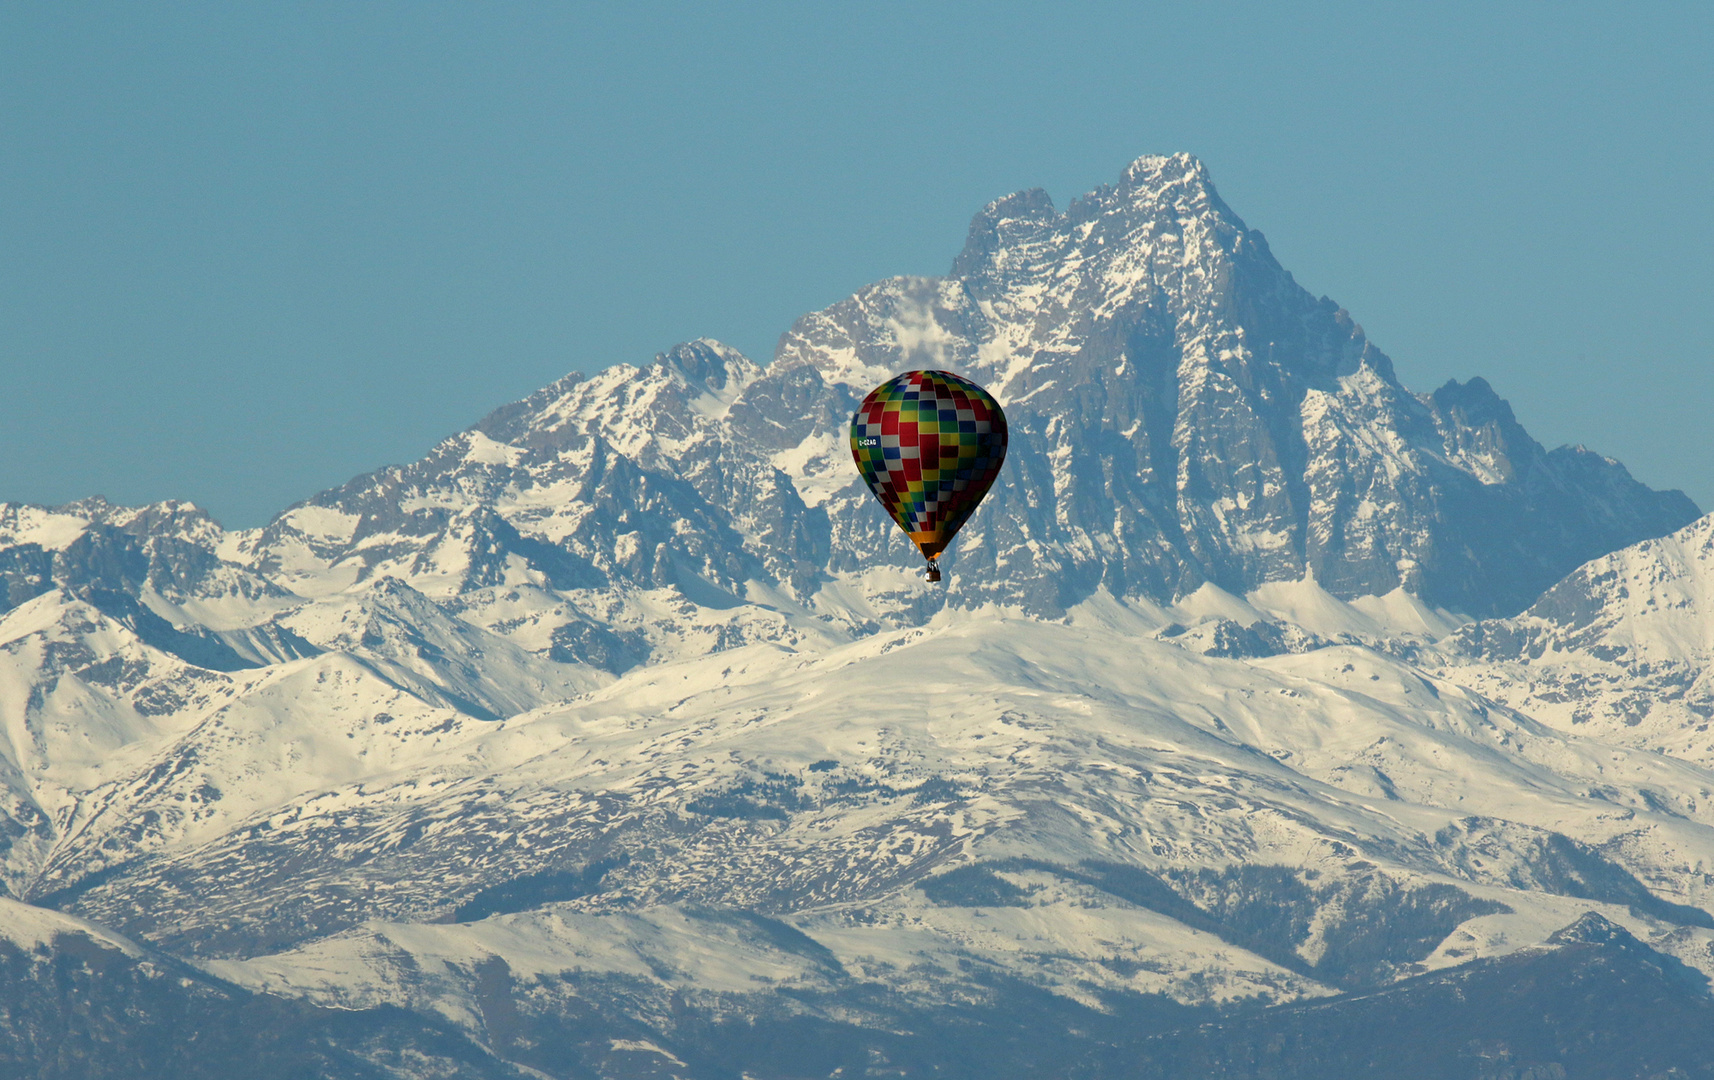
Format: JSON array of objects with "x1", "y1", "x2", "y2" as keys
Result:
[{"x1": 3, "y1": 2, "x2": 1710, "y2": 527}]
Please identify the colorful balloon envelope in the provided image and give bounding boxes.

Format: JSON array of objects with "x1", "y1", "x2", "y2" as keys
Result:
[{"x1": 849, "y1": 370, "x2": 1008, "y2": 581}]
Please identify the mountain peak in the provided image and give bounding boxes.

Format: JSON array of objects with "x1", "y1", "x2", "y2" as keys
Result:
[
  {"x1": 977, "y1": 187, "x2": 1057, "y2": 221},
  {"x1": 657, "y1": 337, "x2": 759, "y2": 398},
  {"x1": 1119, "y1": 150, "x2": 1209, "y2": 187},
  {"x1": 773, "y1": 152, "x2": 1696, "y2": 614},
  {"x1": 951, "y1": 187, "x2": 1061, "y2": 280},
  {"x1": 1102, "y1": 151, "x2": 1240, "y2": 231}
]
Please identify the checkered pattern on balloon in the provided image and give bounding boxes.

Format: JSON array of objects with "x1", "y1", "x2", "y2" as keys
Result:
[{"x1": 848, "y1": 370, "x2": 1008, "y2": 577}]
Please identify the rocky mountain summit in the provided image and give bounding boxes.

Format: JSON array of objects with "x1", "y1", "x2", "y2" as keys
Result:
[
  {"x1": 774, "y1": 154, "x2": 1697, "y2": 616},
  {"x1": 2, "y1": 154, "x2": 1712, "y2": 1078}
]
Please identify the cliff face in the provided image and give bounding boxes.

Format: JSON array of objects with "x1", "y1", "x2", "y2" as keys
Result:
[{"x1": 770, "y1": 153, "x2": 1698, "y2": 616}]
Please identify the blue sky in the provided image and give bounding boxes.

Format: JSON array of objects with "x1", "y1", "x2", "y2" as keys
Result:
[{"x1": 3, "y1": 2, "x2": 1710, "y2": 526}]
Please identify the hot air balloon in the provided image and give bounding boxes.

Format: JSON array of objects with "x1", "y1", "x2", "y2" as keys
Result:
[{"x1": 849, "y1": 370, "x2": 1008, "y2": 582}]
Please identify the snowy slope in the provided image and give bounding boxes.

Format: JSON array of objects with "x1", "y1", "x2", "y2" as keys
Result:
[
  {"x1": 124, "y1": 595, "x2": 1707, "y2": 1056},
  {"x1": 27, "y1": 598, "x2": 1714, "y2": 991},
  {"x1": 0, "y1": 894, "x2": 146, "y2": 955},
  {"x1": 1435, "y1": 512, "x2": 1714, "y2": 764}
]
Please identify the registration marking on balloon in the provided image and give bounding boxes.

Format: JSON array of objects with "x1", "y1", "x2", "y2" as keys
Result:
[{"x1": 849, "y1": 370, "x2": 1008, "y2": 582}]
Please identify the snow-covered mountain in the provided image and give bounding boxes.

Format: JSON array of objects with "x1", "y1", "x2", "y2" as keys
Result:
[
  {"x1": 772, "y1": 154, "x2": 1696, "y2": 617},
  {"x1": 2, "y1": 153, "x2": 1712, "y2": 1078},
  {"x1": 1434, "y1": 512, "x2": 1714, "y2": 765}
]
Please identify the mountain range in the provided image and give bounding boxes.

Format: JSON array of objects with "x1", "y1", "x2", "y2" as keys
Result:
[{"x1": 3, "y1": 153, "x2": 1713, "y2": 1078}]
